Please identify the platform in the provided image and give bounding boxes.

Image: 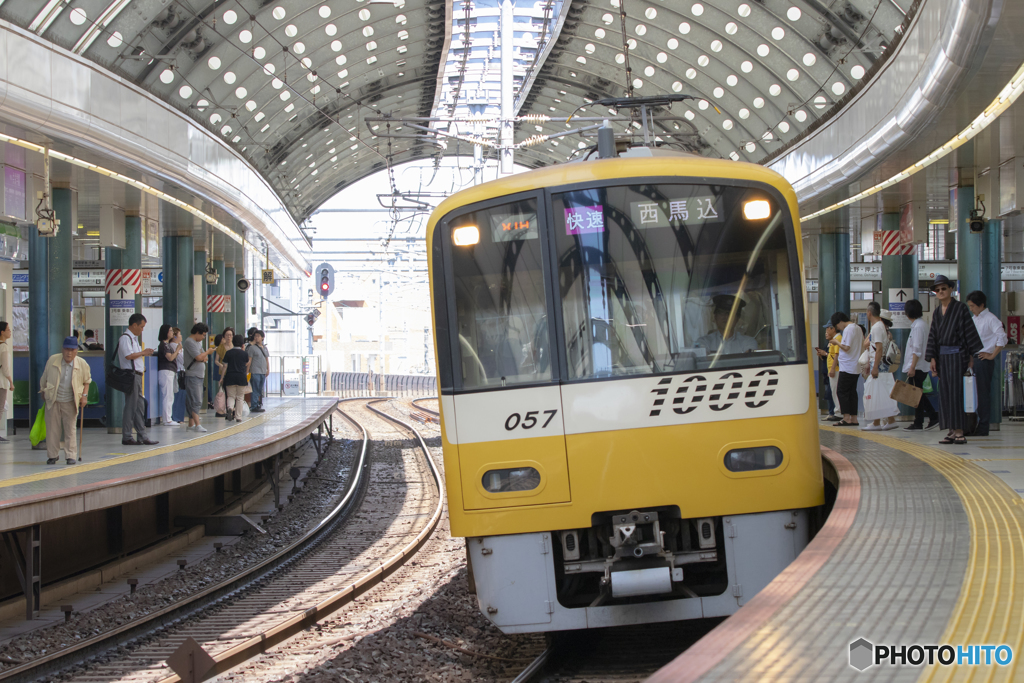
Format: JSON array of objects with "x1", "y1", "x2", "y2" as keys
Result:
[
  {"x1": 0, "y1": 397, "x2": 338, "y2": 532},
  {"x1": 649, "y1": 423, "x2": 1024, "y2": 682}
]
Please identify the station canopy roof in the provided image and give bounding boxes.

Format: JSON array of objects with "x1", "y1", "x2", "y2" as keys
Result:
[{"x1": 3, "y1": 0, "x2": 912, "y2": 222}]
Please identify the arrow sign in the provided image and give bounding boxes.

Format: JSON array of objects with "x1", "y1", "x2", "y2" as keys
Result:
[
  {"x1": 117, "y1": 286, "x2": 128, "y2": 298},
  {"x1": 894, "y1": 289, "x2": 909, "y2": 301}
]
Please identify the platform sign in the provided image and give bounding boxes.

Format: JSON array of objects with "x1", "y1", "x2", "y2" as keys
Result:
[
  {"x1": 1009, "y1": 316, "x2": 1020, "y2": 345},
  {"x1": 109, "y1": 299, "x2": 135, "y2": 326},
  {"x1": 873, "y1": 230, "x2": 883, "y2": 255},
  {"x1": 106, "y1": 269, "x2": 140, "y2": 298},
  {"x1": 262, "y1": 269, "x2": 275, "y2": 285},
  {"x1": 888, "y1": 288, "x2": 913, "y2": 329}
]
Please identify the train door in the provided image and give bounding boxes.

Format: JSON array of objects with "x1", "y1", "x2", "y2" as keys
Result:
[{"x1": 439, "y1": 192, "x2": 571, "y2": 510}]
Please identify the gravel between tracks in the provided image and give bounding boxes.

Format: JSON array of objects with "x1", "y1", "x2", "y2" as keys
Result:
[{"x1": 0, "y1": 430, "x2": 358, "y2": 671}]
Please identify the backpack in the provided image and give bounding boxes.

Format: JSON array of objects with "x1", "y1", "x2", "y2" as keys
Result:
[{"x1": 883, "y1": 332, "x2": 902, "y2": 368}]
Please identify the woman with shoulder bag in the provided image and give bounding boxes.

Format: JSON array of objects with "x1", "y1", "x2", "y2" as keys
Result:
[
  {"x1": 862, "y1": 304, "x2": 900, "y2": 431},
  {"x1": 157, "y1": 325, "x2": 181, "y2": 426}
]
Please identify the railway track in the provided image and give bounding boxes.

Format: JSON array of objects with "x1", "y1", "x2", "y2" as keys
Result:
[{"x1": 2, "y1": 398, "x2": 442, "y2": 683}]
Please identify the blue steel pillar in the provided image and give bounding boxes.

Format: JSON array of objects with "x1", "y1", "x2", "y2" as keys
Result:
[
  {"x1": 104, "y1": 243, "x2": 124, "y2": 432},
  {"x1": 818, "y1": 231, "x2": 850, "y2": 348},
  {"x1": 27, "y1": 225, "x2": 48, "y2": 442},
  {"x1": 234, "y1": 265, "x2": 245, "y2": 334},
  {"x1": 208, "y1": 259, "x2": 225, "y2": 403},
  {"x1": 162, "y1": 234, "x2": 195, "y2": 330},
  {"x1": 982, "y1": 218, "x2": 1003, "y2": 430},
  {"x1": 162, "y1": 235, "x2": 179, "y2": 329},
  {"x1": 224, "y1": 266, "x2": 236, "y2": 334},
  {"x1": 194, "y1": 249, "x2": 208, "y2": 409},
  {"x1": 879, "y1": 212, "x2": 918, "y2": 418},
  {"x1": 48, "y1": 188, "x2": 74, "y2": 355},
  {"x1": 956, "y1": 185, "x2": 981, "y2": 296}
]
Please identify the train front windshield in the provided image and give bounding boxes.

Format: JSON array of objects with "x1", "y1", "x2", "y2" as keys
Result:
[{"x1": 443, "y1": 182, "x2": 804, "y2": 390}]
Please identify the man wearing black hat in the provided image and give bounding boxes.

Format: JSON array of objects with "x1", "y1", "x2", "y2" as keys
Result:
[
  {"x1": 925, "y1": 274, "x2": 983, "y2": 445},
  {"x1": 695, "y1": 294, "x2": 758, "y2": 355},
  {"x1": 40, "y1": 337, "x2": 91, "y2": 465}
]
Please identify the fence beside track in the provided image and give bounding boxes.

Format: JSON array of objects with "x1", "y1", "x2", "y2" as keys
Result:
[{"x1": 329, "y1": 372, "x2": 437, "y2": 397}]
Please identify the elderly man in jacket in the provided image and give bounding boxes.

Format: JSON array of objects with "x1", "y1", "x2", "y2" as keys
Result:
[{"x1": 40, "y1": 336, "x2": 91, "y2": 465}]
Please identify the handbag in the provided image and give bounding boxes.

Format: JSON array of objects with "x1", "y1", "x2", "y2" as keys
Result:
[
  {"x1": 106, "y1": 333, "x2": 136, "y2": 394},
  {"x1": 177, "y1": 358, "x2": 198, "y2": 392},
  {"x1": 964, "y1": 370, "x2": 978, "y2": 413},
  {"x1": 29, "y1": 407, "x2": 46, "y2": 447},
  {"x1": 213, "y1": 386, "x2": 226, "y2": 414},
  {"x1": 922, "y1": 374, "x2": 933, "y2": 393}
]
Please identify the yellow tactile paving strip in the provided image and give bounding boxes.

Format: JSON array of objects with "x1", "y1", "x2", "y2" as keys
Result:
[{"x1": 823, "y1": 426, "x2": 1024, "y2": 683}]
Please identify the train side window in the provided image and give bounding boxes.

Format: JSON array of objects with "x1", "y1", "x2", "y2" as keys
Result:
[
  {"x1": 551, "y1": 183, "x2": 804, "y2": 380},
  {"x1": 446, "y1": 198, "x2": 553, "y2": 390}
]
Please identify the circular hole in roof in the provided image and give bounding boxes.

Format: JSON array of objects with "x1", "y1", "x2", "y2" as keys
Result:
[
  {"x1": 723, "y1": 119, "x2": 734, "y2": 130},
  {"x1": 771, "y1": 27, "x2": 785, "y2": 40},
  {"x1": 794, "y1": 109, "x2": 807, "y2": 121},
  {"x1": 803, "y1": 53, "x2": 816, "y2": 67},
  {"x1": 319, "y1": 5, "x2": 331, "y2": 18},
  {"x1": 616, "y1": 53, "x2": 625, "y2": 64},
  {"x1": 208, "y1": 56, "x2": 222, "y2": 69},
  {"x1": 757, "y1": 44, "x2": 770, "y2": 57},
  {"x1": 336, "y1": 54, "x2": 347, "y2": 65},
  {"x1": 691, "y1": 4, "x2": 704, "y2": 17},
  {"x1": 646, "y1": 7, "x2": 657, "y2": 19},
  {"x1": 725, "y1": 22, "x2": 738, "y2": 35},
  {"x1": 726, "y1": 74, "x2": 738, "y2": 86},
  {"x1": 786, "y1": 68, "x2": 799, "y2": 81},
  {"x1": 635, "y1": 24, "x2": 647, "y2": 36},
  {"x1": 239, "y1": 29, "x2": 252, "y2": 43},
  {"x1": 762, "y1": 131, "x2": 773, "y2": 140},
  {"x1": 596, "y1": 28, "x2": 606, "y2": 38},
  {"x1": 633, "y1": 78, "x2": 643, "y2": 89},
  {"x1": 338, "y1": 68, "x2": 348, "y2": 78},
  {"x1": 210, "y1": 113, "x2": 222, "y2": 124},
  {"x1": 69, "y1": 7, "x2": 87, "y2": 25},
  {"x1": 685, "y1": 110, "x2": 695, "y2": 120},
  {"x1": 221, "y1": 125, "x2": 232, "y2": 136},
  {"x1": 332, "y1": 40, "x2": 343, "y2": 52},
  {"x1": 272, "y1": 78, "x2": 283, "y2": 89},
  {"x1": 730, "y1": 151, "x2": 740, "y2": 160},
  {"x1": 832, "y1": 82, "x2": 846, "y2": 95},
  {"x1": 326, "y1": 24, "x2": 338, "y2": 36},
  {"x1": 739, "y1": 108, "x2": 749, "y2": 119},
  {"x1": 778, "y1": 121, "x2": 790, "y2": 133},
  {"x1": 657, "y1": 51, "x2": 668, "y2": 63},
  {"x1": 280, "y1": 91, "x2": 291, "y2": 101},
  {"x1": 737, "y1": 4, "x2": 751, "y2": 17},
  {"x1": 741, "y1": 60, "x2": 753, "y2": 73},
  {"x1": 366, "y1": 40, "x2": 377, "y2": 51},
  {"x1": 159, "y1": 69, "x2": 174, "y2": 84},
  {"x1": 679, "y1": 22, "x2": 691, "y2": 35},
  {"x1": 745, "y1": 142, "x2": 756, "y2": 153},
  {"x1": 713, "y1": 86, "x2": 724, "y2": 98},
  {"x1": 178, "y1": 85, "x2": 193, "y2": 98},
  {"x1": 359, "y1": 8, "x2": 371, "y2": 20},
  {"x1": 576, "y1": 55, "x2": 587, "y2": 64},
  {"x1": 223, "y1": 71, "x2": 236, "y2": 85},
  {"x1": 851, "y1": 64, "x2": 866, "y2": 79},
  {"x1": 245, "y1": 100, "x2": 257, "y2": 111},
  {"x1": 813, "y1": 95, "x2": 827, "y2": 109},
  {"x1": 787, "y1": 6, "x2": 802, "y2": 21},
  {"x1": 585, "y1": 43, "x2": 596, "y2": 53},
  {"x1": 363, "y1": 26, "x2": 374, "y2": 37},
  {"x1": 286, "y1": 24, "x2": 298, "y2": 37},
  {"x1": 697, "y1": 54, "x2": 709, "y2": 67},
  {"x1": 235, "y1": 86, "x2": 247, "y2": 99},
  {"x1": 272, "y1": 6, "x2": 286, "y2": 20},
  {"x1": 254, "y1": 46, "x2": 266, "y2": 59},
  {"x1": 667, "y1": 37, "x2": 679, "y2": 49},
  {"x1": 603, "y1": 13, "x2": 615, "y2": 24},
  {"x1": 627, "y1": 38, "x2": 637, "y2": 49},
  {"x1": 223, "y1": 10, "x2": 237, "y2": 24},
  {"x1": 769, "y1": 83, "x2": 781, "y2": 95},
  {"x1": 645, "y1": 65, "x2": 655, "y2": 76},
  {"x1": 672, "y1": 81, "x2": 683, "y2": 92},
  {"x1": 753, "y1": 97, "x2": 765, "y2": 108},
  {"x1": 307, "y1": 72, "x2": 317, "y2": 82},
  {"x1": 264, "y1": 62, "x2": 276, "y2": 74},
  {"x1": 611, "y1": 0, "x2": 620, "y2": 7},
  {"x1": 698, "y1": 99, "x2": 709, "y2": 110},
  {"x1": 196, "y1": 99, "x2": 209, "y2": 109},
  {"x1": 107, "y1": 31, "x2": 123, "y2": 48},
  {"x1": 293, "y1": 41, "x2": 305, "y2": 54},
  {"x1": 301, "y1": 57, "x2": 312, "y2": 68},
  {"x1": 685, "y1": 67, "x2": 697, "y2": 79},
  {"x1": 710, "y1": 40, "x2": 723, "y2": 52}
]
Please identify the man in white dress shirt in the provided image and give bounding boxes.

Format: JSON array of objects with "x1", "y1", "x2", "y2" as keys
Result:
[
  {"x1": 695, "y1": 295, "x2": 759, "y2": 355},
  {"x1": 966, "y1": 290, "x2": 1007, "y2": 436},
  {"x1": 117, "y1": 313, "x2": 157, "y2": 446}
]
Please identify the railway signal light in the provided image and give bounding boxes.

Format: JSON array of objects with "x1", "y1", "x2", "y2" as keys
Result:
[{"x1": 315, "y1": 262, "x2": 335, "y2": 298}]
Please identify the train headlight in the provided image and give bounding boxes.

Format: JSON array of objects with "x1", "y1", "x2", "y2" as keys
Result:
[
  {"x1": 724, "y1": 446, "x2": 783, "y2": 472},
  {"x1": 452, "y1": 225, "x2": 480, "y2": 246},
  {"x1": 482, "y1": 467, "x2": 540, "y2": 492},
  {"x1": 743, "y1": 200, "x2": 771, "y2": 220}
]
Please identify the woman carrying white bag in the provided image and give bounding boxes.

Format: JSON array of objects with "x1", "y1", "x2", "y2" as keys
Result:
[{"x1": 862, "y1": 303, "x2": 900, "y2": 431}]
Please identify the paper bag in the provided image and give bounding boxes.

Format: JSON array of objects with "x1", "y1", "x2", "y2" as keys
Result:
[{"x1": 890, "y1": 379, "x2": 922, "y2": 408}]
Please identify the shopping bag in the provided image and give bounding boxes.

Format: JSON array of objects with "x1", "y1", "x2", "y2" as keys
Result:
[
  {"x1": 864, "y1": 375, "x2": 900, "y2": 421},
  {"x1": 29, "y1": 407, "x2": 46, "y2": 447},
  {"x1": 214, "y1": 389, "x2": 226, "y2": 414},
  {"x1": 922, "y1": 374, "x2": 933, "y2": 393},
  {"x1": 890, "y1": 379, "x2": 923, "y2": 408},
  {"x1": 239, "y1": 401, "x2": 250, "y2": 418},
  {"x1": 964, "y1": 372, "x2": 978, "y2": 413}
]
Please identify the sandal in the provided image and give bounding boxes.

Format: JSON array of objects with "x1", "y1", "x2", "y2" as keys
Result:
[
  {"x1": 953, "y1": 437, "x2": 967, "y2": 445},
  {"x1": 939, "y1": 436, "x2": 962, "y2": 444},
  {"x1": 836, "y1": 421, "x2": 859, "y2": 427}
]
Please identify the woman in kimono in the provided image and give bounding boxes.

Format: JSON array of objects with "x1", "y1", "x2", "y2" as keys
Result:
[{"x1": 925, "y1": 275, "x2": 983, "y2": 444}]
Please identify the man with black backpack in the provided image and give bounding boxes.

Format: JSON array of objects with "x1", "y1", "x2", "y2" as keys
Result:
[{"x1": 117, "y1": 313, "x2": 157, "y2": 446}]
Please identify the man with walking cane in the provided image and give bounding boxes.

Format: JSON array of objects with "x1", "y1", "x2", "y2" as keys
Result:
[{"x1": 40, "y1": 337, "x2": 91, "y2": 465}]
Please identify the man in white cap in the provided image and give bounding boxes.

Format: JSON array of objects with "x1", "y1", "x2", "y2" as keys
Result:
[
  {"x1": 695, "y1": 294, "x2": 759, "y2": 355},
  {"x1": 40, "y1": 336, "x2": 91, "y2": 465}
]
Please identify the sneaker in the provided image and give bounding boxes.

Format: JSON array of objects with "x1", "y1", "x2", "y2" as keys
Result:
[
  {"x1": 66, "y1": 458, "x2": 77, "y2": 465},
  {"x1": 882, "y1": 422, "x2": 900, "y2": 431},
  {"x1": 925, "y1": 419, "x2": 940, "y2": 430},
  {"x1": 236, "y1": 417, "x2": 242, "y2": 423},
  {"x1": 904, "y1": 424, "x2": 923, "y2": 431},
  {"x1": 164, "y1": 421, "x2": 180, "y2": 426},
  {"x1": 862, "y1": 423, "x2": 882, "y2": 431},
  {"x1": 191, "y1": 424, "x2": 208, "y2": 433},
  {"x1": 46, "y1": 458, "x2": 58, "y2": 465},
  {"x1": 0, "y1": 436, "x2": 9, "y2": 443}
]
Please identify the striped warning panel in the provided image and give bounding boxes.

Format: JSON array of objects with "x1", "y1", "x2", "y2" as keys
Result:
[
  {"x1": 207, "y1": 295, "x2": 226, "y2": 313},
  {"x1": 881, "y1": 231, "x2": 916, "y2": 256}
]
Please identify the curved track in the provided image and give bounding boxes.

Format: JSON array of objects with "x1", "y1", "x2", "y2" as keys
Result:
[{"x1": 2, "y1": 398, "x2": 443, "y2": 683}]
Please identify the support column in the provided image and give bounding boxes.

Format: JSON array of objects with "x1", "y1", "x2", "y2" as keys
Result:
[
  {"x1": 817, "y1": 230, "x2": 850, "y2": 347},
  {"x1": 209, "y1": 259, "x2": 225, "y2": 403},
  {"x1": 880, "y1": 212, "x2": 918, "y2": 417},
  {"x1": 28, "y1": 226, "x2": 48, "y2": 440},
  {"x1": 104, "y1": 242, "x2": 124, "y2": 433},
  {"x1": 176, "y1": 235, "x2": 195, "y2": 328},
  {"x1": 956, "y1": 185, "x2": 982, "y2": 295},
  {"x1": 224, "y1": 266, "x2": 236, "y2": 334},
  {"x1": 982, "y1": 217, "x2": 1003, "y2": 430},
  {"x1": 194, "y1": 249, "x2": 208, "y2": 409},
  {"x1": 234, "y1": 265, "x2": 245, "y2": 334},
  {"x1": 48, "y1": 188, "x2": 74, "y2": 355},
  {"x1": 161, "y1": 235, "x2": 179, "y2": 329}
]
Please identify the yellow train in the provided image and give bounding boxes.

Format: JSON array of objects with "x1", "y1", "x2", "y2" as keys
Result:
[{"x1": 426, "y1": 148, "x2": 824, "y2": 633}]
